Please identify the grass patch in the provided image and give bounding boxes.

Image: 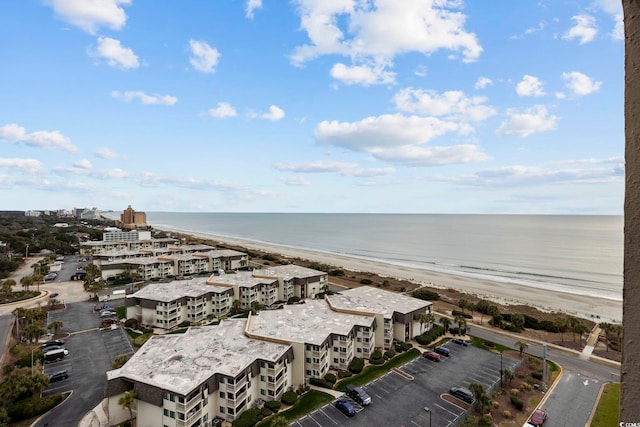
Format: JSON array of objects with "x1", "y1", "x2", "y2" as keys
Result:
[
  {"x1": 116, "y1": 306, "x2": 126, "y2": 319},
  {"x1": 335, "y1": 348, "x2": 420, "y2": 391},
  {"x1": 470, "y1": 336, "x2": 510, "y2": 353},
  {"x1": 256, "y1": 390, "x2": 334, "y2": 426},
  {"x1": 124, "y1": 328, "x2": 142, "y2": 339},
  {"x1": 590, "y1": 382, "x2": 619, "y2": 427}
]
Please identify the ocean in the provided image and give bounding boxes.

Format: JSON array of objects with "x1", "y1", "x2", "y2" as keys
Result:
[{"x1": 145, "y1": 213, "x2": 623, "y2": 302}]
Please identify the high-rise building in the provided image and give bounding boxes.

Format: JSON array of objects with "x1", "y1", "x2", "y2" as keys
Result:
[{"x1": 119, "y1": 205, "x2": 147, "y2": 229}]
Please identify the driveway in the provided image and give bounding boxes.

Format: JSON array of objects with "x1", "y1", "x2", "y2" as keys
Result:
[{"x1": 293, "y1": 342, "x2": 519, "y2": 427}]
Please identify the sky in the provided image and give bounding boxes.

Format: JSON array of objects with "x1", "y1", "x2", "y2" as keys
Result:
[{"x1": 0, "y1": 0, "x2": 625, "y2": 214}]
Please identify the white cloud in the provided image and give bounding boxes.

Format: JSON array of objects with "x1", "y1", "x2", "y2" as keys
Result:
[
  {"x1": 516, "y1": 75, "x2": 545, "y2": 97},
  {"x1": 369, "y1": 144, "x2": 489, "y2": 166},
  {"x1": 95, "y1": 147, "x2": 125, "y2": 160},
  {"x1": 260, "y1": 105, "x2": 286, "y2": 121},
  {"x1": 246, "y1": 0, "x2": 262, "y2": 19},
  {"x1": 93, "y1": 37, "x2": 139, "y2": 70},
  {"x1": 289, "y1": 0, "x2": 482, "y2": 84},
  {"x1": 0, "y1": 123, "x2": 77, "y2": 152},
  {"x1": 561, "y1": 71, "x2": 602, "y2": 96},
  {"x1": 393, "y1": 88, "x2": 496, "y2": 122},
  {"x1": 475, "y1": 77, "x2": 492, "y2": 89},
  {"x1": 74, "y1": 158, "x2": 92, "y2": 169},
  {"x1": 495, "y1": 105, "x2": 559, "y2": 138},
  {"x1": 330, "y1": 63, "x2": 396, "y2": 86},
  {"x1": 111, "y1": 90, "x2": 178, "y2": 105},
  {"x1": 563, "y1": 14, "x2": 598, "y2": 44},
  {"x1": 54, "y1": 165, "x2": 129, "y2": 179},
  {"x1": 207, "y1": 102, "x2": 237, "y2": 119},
  {"x1": 189, "y1": 40, "x2": 221, "y2": 74},
  {"x1": 281, "y1": 176, "x2": 311, "y2": 186},
  {"x1": 0, "y1": 158, "x2": 45, "y2": 175},
  {"x1": 274, "y1": 161, "x2": 395, "y2": 177},
  {"x1": 44, "y1": 0, "x2": 130, "y2": 34},
  {"x1": 592, "y1": 0, "x2": 623, "y2": 40}
]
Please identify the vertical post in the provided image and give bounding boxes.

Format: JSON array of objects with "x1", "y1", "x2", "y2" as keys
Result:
[
  {"x1": 500, "y1": 351, "x2": 503, "y2": 387},
  {"x1": 31, "y1": 348, "x2": 36, "y2": 377},
  {"x1": 542, "y1": 344, "x2": 547, "y2": 392},
  {"x1": 423, "y1": 406, "x2": 431, "y2": 427}
]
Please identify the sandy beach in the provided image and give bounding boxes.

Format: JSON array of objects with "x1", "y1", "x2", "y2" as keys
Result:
[{"x1": 155, "y1": 226, "x2": 622, "y2": 324}]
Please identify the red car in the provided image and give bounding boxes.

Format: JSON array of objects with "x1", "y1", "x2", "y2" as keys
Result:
[
  {"x1": 528, "y1": 409, "x2": 547, "y2": 426},
  {"x1": 422, "y1": 350, "x2": 441, "y2": 362}
]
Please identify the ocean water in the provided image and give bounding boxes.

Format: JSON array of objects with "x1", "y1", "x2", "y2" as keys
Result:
[{"x1": 145, "y1": 213, "x2": 623, "y2": 301}]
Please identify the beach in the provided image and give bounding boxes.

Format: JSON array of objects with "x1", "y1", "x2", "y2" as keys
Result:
[{"x1": 158, "y1": 226, "x2": 623, "y2": 324}]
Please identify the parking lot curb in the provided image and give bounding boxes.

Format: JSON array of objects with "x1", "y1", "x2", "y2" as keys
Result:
[{"x1": 583, "y1": 381, "x2": 609, "y2": 427}]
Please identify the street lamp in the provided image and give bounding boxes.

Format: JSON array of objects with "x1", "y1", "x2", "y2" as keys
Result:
[
  {"x1": 423, "y1": 406, "x2": 431, "y2": 427},
  {"x1": 31, "y1": 348, "x2": 37, "y2": 377},
  {"x1": 500, "y1": 351, "x2": 504, "y2": 387}
]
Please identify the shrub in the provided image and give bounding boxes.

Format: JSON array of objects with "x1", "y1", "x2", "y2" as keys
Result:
[
  {"x1": 451, "y1": 309, "x2": 473, "y2": 319},
  {"x1": 520, "y1": 383, "x2": 532, "y2": 391},
  {"x1": 503, "y1": 410, "x2": 512, "y2": 419},
  {"x1": 260, "y1": 407, "x2": 272, "y2": 417},
  {"x1": 140, "y1": 327, "x2": 154, "y2": 334},
  {"x1": 411, "y1": 289, "x2": 440, "y2": 301},
  {"x1": 124, "y1": 318, "x2": 138, "y2": 329},
  {"x1": 348, "y1": 357, "x2": 364, "y2": 374},
  {"x1": 286, "y1": 296, "x2": 300, "y2": 304},
  {"x1": 309, "y1": 377, "x2": 334, "y2": 389},
  {"x1": 384, "y1": 348, "x2": 396, "y2": 359},
  {"x1": 264, "y1": 400, "x2": 281, "y2": 412},
  {"x1": 478, "y1": 414, "x2": 494, "y2": 427},
  {"x1": 324, "y1": 373, "x2": 337, "y2": 384},
  {"x1": 337, "y1": 370, "x2": 352, "y2": 379},
  {"x1": 329, "y1": 269, "x2": 345, "y2": 277},
  {"x1": 415, "y1": 335, "x2": 434, "y2": 345},
  {"x1": 510, "y1": 389, "x2": 519, "y2": 396},
  {"x1": 510, "y1": 396, "x2": 524, "y2": 411},
  {"x1": 394, "y1": 342, "x2": 412, "y2": 352},
  {"x1": 281, "y1": 391, "x2": 298, "y2": 405},
  {"x1": 8, "y1": 394, "x2": 64, "y2": 421},
  {"x1": 531, "y1": 371, "x2": 543, "y2": 380},
  {"x1": 133, "y1": 334, "x2": 152, "y2": 347},
  {"x1": 232, "y1": 407, "x2": 260, "y2": 427},
  {"x1": 359, "y1": 278, "x2": 373, "y2": 285}
]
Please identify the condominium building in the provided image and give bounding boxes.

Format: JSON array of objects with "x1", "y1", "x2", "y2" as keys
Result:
[{"x1": 119, "y1": 205, "x2": 147, "y2": 229}]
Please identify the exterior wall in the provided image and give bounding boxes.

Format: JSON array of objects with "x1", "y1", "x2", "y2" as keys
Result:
[
  {"x1": 135, "y1": 400, "x2": 163, "y2": 427},
  {"x1": 304, "y1": 341, "x2": 330, "y2": 379},
  {"x1": 288, "y1": 342, "x2": 306, "y2": 387},
  {"x1": 107, "y1": 392, "x2": 132, "y2": 426},
  {"x1": 354, "y1": 325, "x2": 375, "y2": 360}
]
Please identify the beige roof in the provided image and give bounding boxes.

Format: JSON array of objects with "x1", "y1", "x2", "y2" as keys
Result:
[{"x1": 326, "y1": 286, "x2": 431, "y2": 318}]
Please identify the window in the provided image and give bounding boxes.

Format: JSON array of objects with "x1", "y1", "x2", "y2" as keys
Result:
[
  {"x1": 219, "y1": 392, "x2": 224, "y2": 398},
  {"x1": 219, "y1": 407, "x2": 225, "y2": 413}
]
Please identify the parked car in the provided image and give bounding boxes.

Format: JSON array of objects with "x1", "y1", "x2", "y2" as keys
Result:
[
  {"x1": 42, "y1": 345, "x2": 64, "y2": 352},
  {"x1": 451, "y1": 338, "x2": 468, "y2": 346},
  {"x1": 528, "y1": 409, "x2": 547, "y2": 426},
  {"x1": 100, "y1": 310, "x2": 117, "y2": 318},
  {"x1": 334, "y1": 400, "x2": 356, "y2": 417},
  {"x1": 48, "y1": 370, "x2": 69, "y2": 382},
  {"x1": 44, "y1": 273, "x2": 57, "y2": 281},
  {"x1": 44, "y1": 348, "x2": 69, "y2": 363},
  {"x1": 49, "y1": 292, "x2": 59, "y2": 298},
  {"x1": 101, "y1": 318, "x2": 118, "y2": 327},
  {"x1": 422, "y1": 350, "x2": 441, "y2": 362},
  {"x1": 450, "y1": 386, "x2": 475, "y2": 404},
  {"x1": 42, "y1": 339, "x2": 65, "y2": 349},
  {"x1": 346, "y1": 383, "x2": 372, "y2": 406},
  {"x1": 434, "y1": 346, "x2": 451, "y2": 356}
]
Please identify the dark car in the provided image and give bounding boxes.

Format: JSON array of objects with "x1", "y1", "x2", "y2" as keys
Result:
[
  {"x1": 49, "y1": 292, "x2": 59, "y2": 298},
  {"x1": 42, "y1": 339, "x2": 65, "y2": 349},
  {"x1": 334, "y1": 400, "x2": 356, "y2": 417},
  {"x1": 422, "y1": 350, "x2": 441, "y2": 362},
  {"x1": 450, "y1": 386, "x2": 475, "y2": 404},
  {"x1": 434, "y1": 346, "x2": 451, "y2": 356},
  {"x1": 48, "y1": 370, "x2": 69, "y2": 382},
  {"x1": 451, "y1": 338, "x2": 468, "y2": 346},
  {"x1": 528, "y1": 409, "x2": 547, "y2": 426},
  {"x1": 42, "y1": 345, "x2": 64, "y2": 352},
  {"x1": 101, "y1": 318, "x2": 118, "y2": 327},
  {"x1": 346, "y1": 383, "x2": 371, "y2": 405}
]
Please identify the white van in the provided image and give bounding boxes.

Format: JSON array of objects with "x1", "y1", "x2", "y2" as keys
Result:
[{"x1": 44, "y1": 348, "x2": 69, "y2": 363}]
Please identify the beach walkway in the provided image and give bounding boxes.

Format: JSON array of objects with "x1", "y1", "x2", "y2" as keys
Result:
[{"x1": 580, "y1": 324, "x2": 602, "y2": 359}]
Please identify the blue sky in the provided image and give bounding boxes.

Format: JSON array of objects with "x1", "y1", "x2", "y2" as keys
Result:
[{"x1": 0, "y1": 0, "x2": 624, "y2": 214}]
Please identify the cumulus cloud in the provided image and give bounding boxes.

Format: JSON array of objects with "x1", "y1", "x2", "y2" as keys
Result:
[
  {"x1": 592, "y1": 0, "x2": 623, "y2": 40},
  {"x1": 73, "y1": 158, "x2": 92, "y2": 169},
  {"x1": 289, "y1": 0, "x2": 482, "y2": 85},
  {"x1": 111, "y1": 90, "x2": 178, "y2": 105},
  {"x1": 563, "y1": 14, "x2": 598, "y2": 44},
  {"x1": 516, "y1": 75, "x2": 545, "y2": 97},
  {"x1": 281, "y1": 176, "x2": 311, "y2": 186},
  {"x1": 44, "y1": 0, "x2": 130, "y2": 34},
  {"x1": 92, "y1": 37, "x2": 139, "y2": 70},
  {"x1": 207, "y1": 102, "x2": 237, "y2": 119},
  {"x1": 250, "y1": 105, "x2": 285, "y2": 121},
  {"x1": 369, "y1": 144, "x2": 489, "y2": 166},
  {"x1": 0, "y1": 158, "x2": 45, "y2": 175},
  {"x1": 0, "y1": 123, "x2": 77, "y2": 152},
  {"x1": 393, "y1": 88, "x2": 496, "y2": 122},
  {"x1": 95, "y1": 147, "x2": 125, "y2": 160},
  {"x1": 246, "y1": 0, "x2": 262, "y2": 19},
  {"x1": 495, "y1": 105, "x2": 559, "y2": 138},
  {"x1": 561, "y1": 71, "x2": 602, "y2": 96},
  {"x1": 475, "y1": 77, "x2": 492, "y2": 89},
  {"x1": 189, "y1": 40, "x2": 221, "y2": 74},
  {"x1": 274, "y1": 161, "x2": 395, "y2": 177},
  {"x1": 330, "y1": 63, "x2": 396, "y2": 86},
  {"x1": 54, "y1": 165, "x2": 129, "y2": 179}
]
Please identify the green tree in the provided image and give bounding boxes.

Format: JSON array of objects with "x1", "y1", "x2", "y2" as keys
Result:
[
  {"x1": 23, "y1": 324, "x2": 46, "y2": 343},
  {"x1": 20, "y1": 275, "x2": 32, "y2": 292},
  {"x1": 416, "y1": 312, "x2": 430, "y2": 334},
  {"x1": 1, "y1": 279, "x2": 15, "y2": 297},
  {"x1": 47, "y1": 320, "x2": 64, "y2": 335},
  {"x1": 599, "y1": 322, "x2": 612, "y2": 351},
  {"x1": 567, "y1": 316, "x2": 584, "y2": 343},
  {"x1": 503, "y1": 368, "x2": 514, "y2": 385},
  {"x1": 454, "y1": 315, "x2": 467, "y2": 335},
  {"x1": 553, "y1": 317, "x2": 569, "y2": 343},
  {"x1": 112, "y1": 354, "x2": 131, "y2": 369},
  {"x1": 475, "y1": 299, "x2": 490, "y2": 324},
  {"x1": 440, "y1": 316, "x2": 451, "y2": 334},
  {"x1": 118, "y1": 391, "x2": 137, "y2": 427},
  {"x1": 458, "y1": 298, "x2": 468, "y2": 314},
  {"x1": 511, "y1": 313, "x2": 525, "y2": 330},
  {"x1": 270, "y1": 415, "x2": 289, "y2": 427},
  {"x1": 487, "y1": 305, "x2": 500, "y2": 324}
]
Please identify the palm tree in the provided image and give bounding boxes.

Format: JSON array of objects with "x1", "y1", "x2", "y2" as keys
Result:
[
  {"x1": 567, "y1": 316, "x2": 584, "y2": 343},
  {"x1": 440, "y1": 316, "x2": 451, "y2": 334},
  {"x1": 515, "y1": 340, "x2": 528, "y2": 358},
  {"x1": 454, "y1": 315, "x2": 467, "y2": 335},
  {"x1": 416, "y1": 313, "x2": 430, "y2": 334},
  {"x1": 599, "y1": 322, "x2": 612, "y2": 351},
  {"x1": 424, "y1": 312, "x2": 435, "y2": 332},
  {"x1": 20, "y1": 276, "x2": 32, "y2": 292},
  {"x1": 118, "y1": 391, "x2": 137, "y2": 427},
  {"x1": 270, "y1": 416, "x2": 289, "y2": 427},
  {"x1": 511, "y1": 313, "x2": 525, "y2": 331},
  {"x1": 48, "y1": 320, "x2": 64, "y2": 335},
  {"x1": 458, "y1": 298, "x2": 468, "y2": 314},
  {"x1": 503, "y1": 368, "x2": 514, "y2": 385},
  {"x1": 554, "y1": 317, "x2": 569, "y2": 343}
]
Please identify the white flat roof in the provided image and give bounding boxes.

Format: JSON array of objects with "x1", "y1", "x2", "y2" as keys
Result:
[
  {"x1": 247, "y1": 299, "x2": 374, "y2": 346},
  {"x1": 128, "y1": 277, "x2": 230, "y2": 302},
  {"x1": 107, "y1": 320, "x2": 290, "y2": 395},
  {"x1": 326, "y1": 286, "x2": 431, "y2": 318},
  {"x1": 254, "y1": 264, "x2": 327, "y2": 280},
  {"x1": 209, "y1": 271, "x2": 276, "y2": 288}
]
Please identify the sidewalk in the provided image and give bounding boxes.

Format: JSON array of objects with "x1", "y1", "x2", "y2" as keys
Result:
[
  {"x1": 77, "y1": 399, "x2": 109, "y2": 427},
  {"x1": 580, "y1": 325, "x2": 602, "y2": 359}
]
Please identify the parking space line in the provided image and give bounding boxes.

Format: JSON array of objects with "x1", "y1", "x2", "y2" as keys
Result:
[{"x1": 435, "y1": 401, "x2": 462, "y2": 417}]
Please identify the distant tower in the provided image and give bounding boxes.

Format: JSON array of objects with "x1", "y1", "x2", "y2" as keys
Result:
[{"x1": 119, "y1": 205, "x2": 147, "y2": 229}]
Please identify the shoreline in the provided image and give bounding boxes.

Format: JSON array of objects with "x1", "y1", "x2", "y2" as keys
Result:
[{"x1": 150, "y1": 223, "x2": 622, "y2": 323}]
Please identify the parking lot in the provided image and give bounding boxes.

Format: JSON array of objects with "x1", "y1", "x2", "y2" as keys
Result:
[
  {"x1": 292, "y1": 341, "x2": 519, "y2": 427},
  {"x1": 37, "y1": 299, "x2": 134, "y2": 427}
]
